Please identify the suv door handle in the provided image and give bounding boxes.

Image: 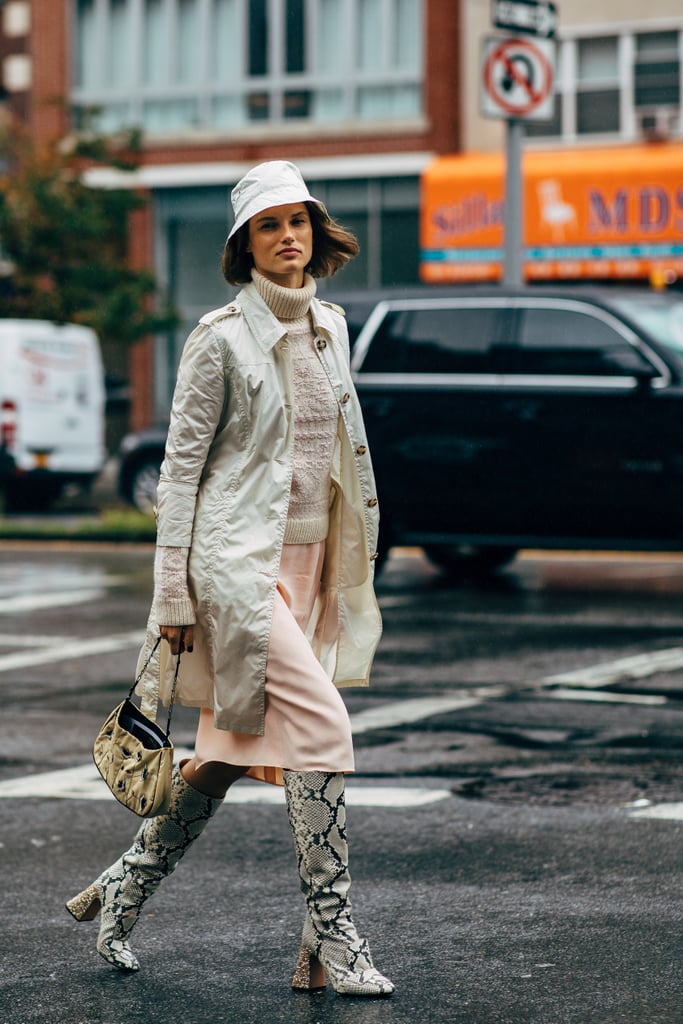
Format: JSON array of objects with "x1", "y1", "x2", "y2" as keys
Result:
[
  {"x1": 502, "y1": 398, "x2": 541, "y2": 421},
  {"x1": 360, "y1": 396, "x2": 395, "y2": 418}
]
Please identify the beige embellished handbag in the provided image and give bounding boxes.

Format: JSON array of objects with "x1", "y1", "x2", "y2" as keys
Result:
[{"x1": 93, "y1": 636, "x2": 180, "y2": 817}]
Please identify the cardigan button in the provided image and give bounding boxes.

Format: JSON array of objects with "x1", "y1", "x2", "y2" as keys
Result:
[
  {"x1": 356, "y1": 444, "x2": 367, "y2": 455},
  {"x1": 316, "y1": 338, "x2": 327, "y2": 350},
  {"x1": 341, "y1": 392, "x2": 350, "y2": 404},
  {"x1": 370, "y1": 551, "x2": 379, "y2": 561},
  {"x1": 367, "y1": 497, "x2": 378, "y2": 508}
]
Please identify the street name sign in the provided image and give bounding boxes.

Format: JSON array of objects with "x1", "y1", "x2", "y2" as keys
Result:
[{"x1": 492, "y1": 0, "x2": 558, "y2": 39}]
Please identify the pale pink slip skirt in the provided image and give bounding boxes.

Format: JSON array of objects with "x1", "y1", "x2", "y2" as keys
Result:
[{"x1": 193, "y1": 540, "x2": 354, "y2": 786}]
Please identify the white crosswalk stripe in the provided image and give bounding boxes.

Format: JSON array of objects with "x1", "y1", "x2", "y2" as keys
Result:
[
  {"x1": 0, "y1": 631, "x2": 144, "y2": 673},
  {"x1": 0, "y1": 588, "x2": 104, "y2": 615},
  {"x1": 629, "y1": 802, "x2": 683, "y2": 822},
  {"x1": 0, "y1": 756, "x2": 451, "y2": 807},
  {"x1": 0, "y1": 565, "x2": 679, "y2": 815}
]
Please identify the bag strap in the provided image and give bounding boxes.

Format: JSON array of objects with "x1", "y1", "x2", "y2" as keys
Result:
[
  {"x1": 165, "y1": 644, "x2": 182, "y2": 736},
  {"x1": 128, "y1": 635, "x2": 162, "y2": 700},
  {"x1": 128, "y1": 634, "x2": 182, "y2": 738}
]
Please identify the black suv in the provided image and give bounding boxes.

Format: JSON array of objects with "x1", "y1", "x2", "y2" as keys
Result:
[
  {"x1": 118, "y1": 285, "x2": 683, "y2": 575},
  {"x1": 350, "y1": 286, "x2": 683, "y2": 573}
]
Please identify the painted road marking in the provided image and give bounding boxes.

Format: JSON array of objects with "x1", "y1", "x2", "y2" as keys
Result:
[
  {"x1": 349, "y1": 688, "x2": 508, "y2": 733},
  {"x1": 0, "y1": 630, "x2": 144, "y2": 673},
  {"x1": 0, "y1": 633, "x2": 72, "y2": 648},
  {"x1": 545, "y1": 687, "x2": 667, "y2": 707},
  {"x1": 0, "y1": 588, "x2": 104, "y2": 615},
  {"x1": 0, "y1": 755, "x2": 451, "y2": 807},
  {"x1": 541, "y1": 647, "x2": 683, "y2": 689},
  {"x1": 629, "y1": 802, "x2": 683, "y2": 822}
]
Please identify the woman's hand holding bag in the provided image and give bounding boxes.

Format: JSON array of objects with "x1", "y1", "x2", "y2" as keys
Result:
[{"x1": 93, "y1": 636, "x2": 181, "y2": 817}]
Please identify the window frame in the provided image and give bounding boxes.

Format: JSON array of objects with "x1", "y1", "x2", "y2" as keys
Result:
[
  {"x1": 351, "y1": 297, "x2": 672, "y2": 390},
  {"x1": 503, "y1": 298, "x2": 670, "y2": 389},
  {"x1": 351, "y1": 297, "x2": 513, "y2": 380}
]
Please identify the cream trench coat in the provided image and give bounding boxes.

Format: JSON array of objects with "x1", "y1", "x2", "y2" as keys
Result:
[{"x1": 136, "y1": 283, "x2": 382, "y2": 737}]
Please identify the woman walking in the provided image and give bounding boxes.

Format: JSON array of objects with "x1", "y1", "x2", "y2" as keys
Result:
[{"x1": 66, "y1": 161, "x2": 394, "y2": 998}]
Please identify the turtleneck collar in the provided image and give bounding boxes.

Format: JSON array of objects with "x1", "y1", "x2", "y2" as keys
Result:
[{"x1": 251, "y1": 268, "x2": 317, "y2": 321}]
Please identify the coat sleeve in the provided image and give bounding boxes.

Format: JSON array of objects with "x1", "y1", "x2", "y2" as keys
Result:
[{"x1": 156, "y1": 322, "x2": 229, "y2": 547}]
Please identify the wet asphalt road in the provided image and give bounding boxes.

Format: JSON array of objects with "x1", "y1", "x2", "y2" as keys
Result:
[{"x1": 0, "y1": 543, "x2": 682, "y2": 1023}]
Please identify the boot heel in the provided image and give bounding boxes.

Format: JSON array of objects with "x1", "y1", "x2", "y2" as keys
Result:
[
  {"x1": 291, "y1": 946, "x2": 326, "y2": 991},
  {"x1": 65, "y1": 883, "x2": 101, "y2": 922}
]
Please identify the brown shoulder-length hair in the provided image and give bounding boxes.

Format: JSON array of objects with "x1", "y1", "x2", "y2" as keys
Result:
[{"x1": 221, "y1": 201, "x2": 360, "y2": 286}]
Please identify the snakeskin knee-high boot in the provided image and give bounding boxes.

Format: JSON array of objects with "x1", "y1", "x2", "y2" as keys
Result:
[
  {"x1": 66, "y1": 765, "x2": 222, "y2": 971},
  {"x1": 283, "y1": 770, "x2": 394, "y2": 997}
]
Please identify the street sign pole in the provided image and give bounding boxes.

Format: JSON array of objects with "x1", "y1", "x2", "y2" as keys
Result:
[
  {"x1": 481, "y1": 24, "x2": 557, "y2": 288},
  {"x1": 503, "y1": 117, "x2": 524, "y2": 287},
  {"x1": 483, "y1": 2, "x2": 558, "y2": 287}
]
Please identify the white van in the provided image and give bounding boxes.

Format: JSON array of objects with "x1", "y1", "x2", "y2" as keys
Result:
[{"x1": 0, "y1": 319, "x2": 106, "y2": 508}]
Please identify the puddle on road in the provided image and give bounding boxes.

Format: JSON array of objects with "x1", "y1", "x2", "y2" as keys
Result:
[{"x1": 453, "y1": 766, "x2": 683, "y2": 807}]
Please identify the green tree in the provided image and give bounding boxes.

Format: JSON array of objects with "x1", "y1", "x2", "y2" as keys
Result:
[{"x1": 0, "y1": 122, "x2": 175, "y2": 347}]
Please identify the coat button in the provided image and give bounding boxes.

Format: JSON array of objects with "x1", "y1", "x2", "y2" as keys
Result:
[
  {"x1": 368, "y1": 497, "x2": 378, "y2": 507},
  {"x1": 341, "y1": 392, "x2": 350, "y2": 403},
  {"x1": 356, "y1": 444, "x2": 367, "y2": 455},
  {"x1": 316, "y1": 338, "x2": 327, "y2": 350}
]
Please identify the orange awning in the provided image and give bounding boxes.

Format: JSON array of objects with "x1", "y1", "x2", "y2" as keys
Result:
[{"x1": 420, "y1": 142, "x2": 683, "y2": 283}]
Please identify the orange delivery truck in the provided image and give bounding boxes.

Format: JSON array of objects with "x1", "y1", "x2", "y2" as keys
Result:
[{"x1": 420, "y1": 142, "x2": 683, "y2": 285}]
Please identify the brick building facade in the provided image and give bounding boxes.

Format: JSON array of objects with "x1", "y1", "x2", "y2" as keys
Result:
[
  {"x1": 11, "y1": 0, "x2": 460, "y2": 430},
  {"x1": 12, "y1": 2, "x2": 682, "y2": 432}
]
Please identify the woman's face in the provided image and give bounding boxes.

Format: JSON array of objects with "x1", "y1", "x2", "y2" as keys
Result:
[{"x1": 247, "y1": 203, "x2": 313, "y2": 288}]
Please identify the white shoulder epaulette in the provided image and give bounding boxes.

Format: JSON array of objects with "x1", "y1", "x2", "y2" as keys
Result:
[
  {"x1": 320, "y1": 300, "x2": 346, "y2": 317},
  {"x1": 199, "y1": 303, "x2": 241, "y2": 326}
]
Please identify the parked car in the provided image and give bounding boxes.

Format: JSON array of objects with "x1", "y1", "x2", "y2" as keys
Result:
[
  {"x1": 118, "y1": 424, "x2": 168, "y2": 514},
  {"x1": 119, "y1": 285, "x2": 683, "y2": 575},
  {"x1": 350, "y1": 285, "x2": 683, "y2": 572}
]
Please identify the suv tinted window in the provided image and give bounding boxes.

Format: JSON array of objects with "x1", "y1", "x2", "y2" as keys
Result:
[
  {"x1": 360, "y1": 306, "x2": 507, "y2": 374},
  {"x1": 510, "y1": 306, "x2": 657, "y2": 376}
]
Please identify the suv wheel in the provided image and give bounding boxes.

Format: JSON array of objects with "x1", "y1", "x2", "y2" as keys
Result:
[{"x1": 424, "y1": 544, "x2": 518, "y2": 575}]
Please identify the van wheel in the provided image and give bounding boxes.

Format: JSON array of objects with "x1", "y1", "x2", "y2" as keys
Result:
[
  {"x1": 423, "y1": 544, "x2": 518, "y2": 575},
  {"x1": 126, "y1": 459, "x2": 161, "y2": 514}
]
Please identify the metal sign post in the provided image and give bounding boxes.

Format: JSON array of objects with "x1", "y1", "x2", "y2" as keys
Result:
[
  {"x1": 504, "y1": 119, "x2": 524, "y2": 287},
  {"x1": 481, "y1": 7, "x2": 558, "y2": 286}
]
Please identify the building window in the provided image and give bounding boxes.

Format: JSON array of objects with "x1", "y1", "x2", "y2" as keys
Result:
[
  {"x1": 524, "y1": 24, "x2": 683, "y2": 143},
  {"x1": 634, "y1": 31, "x2": 680, "y2": 108},
  {"x1": 576, "y1": 36, "x2": 620, "y2": 135},
  {"x1": 71, "y1": 0, "x2": 423, "y2": 135}
]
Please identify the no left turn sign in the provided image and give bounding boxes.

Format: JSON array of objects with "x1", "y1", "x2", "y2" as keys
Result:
[{"x1": 481, "y1": 35, "x2": 555, "y2": 120}]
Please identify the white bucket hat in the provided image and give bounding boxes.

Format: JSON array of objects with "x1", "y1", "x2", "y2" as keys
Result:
[{"x1": 227, "y1": 160, "x2": 326, "y2": 241}]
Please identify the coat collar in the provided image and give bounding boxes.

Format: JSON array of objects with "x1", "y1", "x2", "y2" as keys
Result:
[{"x1": 238, "y1": 283, "x2": 338, "y2": 354}]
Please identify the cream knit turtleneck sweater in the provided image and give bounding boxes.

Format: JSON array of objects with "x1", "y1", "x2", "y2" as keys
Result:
[
  {"x1": 252, "y1": 269, "x2": 338, "y2": 544},
  {"x1": 154, "y1": 270, "x2": 339, "y2": 626}
]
